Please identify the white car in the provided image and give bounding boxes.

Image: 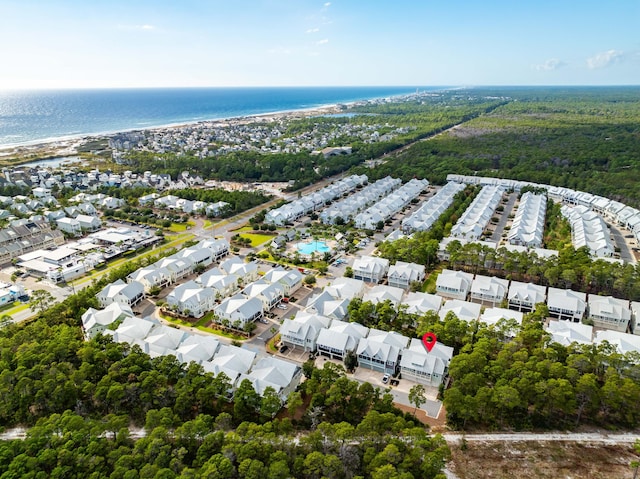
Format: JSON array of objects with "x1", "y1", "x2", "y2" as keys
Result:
[{"x1": 382, "y1": 374, "x2": 390, "y2": 384}]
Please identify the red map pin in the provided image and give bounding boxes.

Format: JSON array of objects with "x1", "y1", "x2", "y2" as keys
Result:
[{"x1": 422, "y1": 332, "x2": 437, "y2": 353}]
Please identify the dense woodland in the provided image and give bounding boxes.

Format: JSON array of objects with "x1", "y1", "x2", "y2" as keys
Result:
[{"x1": 362, "y1": 87, "x2": 640, "y2": 207}]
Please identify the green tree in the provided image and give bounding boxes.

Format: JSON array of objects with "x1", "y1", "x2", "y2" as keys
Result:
[
  {"x1": 28, "y1": 289, "x2": 55, "y2": 314},
  {"x1": 408, "y1": 384, "x2": 427, "y2": 417}
]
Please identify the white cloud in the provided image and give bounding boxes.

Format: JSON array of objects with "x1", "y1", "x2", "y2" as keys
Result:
[
  {"x1": 324, "y1": 2, "x2": 331, "y2": 6},
  {"x1": 306, "y1": 28, "x2": 320, "y2": 33},
  {"x1": 587, "y1": 50, "x2": 623, "y2": 69},
  {"x1": 534, "y1": 58, "x2": 566, "y2": 71},
  {"x1": 117, "y1": 24, "x2": 156, "y2": 31},
  {"x1": 316, "y1": 38, "x2": 329, "y2": 45}
]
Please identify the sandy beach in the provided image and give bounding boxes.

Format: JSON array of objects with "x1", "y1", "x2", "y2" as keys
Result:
[{"x1": 0, "y1": 102, "x2": 350, "y2": 166}]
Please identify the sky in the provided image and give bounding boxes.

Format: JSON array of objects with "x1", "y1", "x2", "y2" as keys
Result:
[{"x1": 0, "y1": 0, "x2": 638, "y2": 89}]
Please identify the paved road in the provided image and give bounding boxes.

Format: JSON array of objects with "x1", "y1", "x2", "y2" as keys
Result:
[
  {"x1": 442, "y1": 431, "x2": 639, "y2": 444},
  {"x1": 489, "y1": 191, "x2": 517, "y2": 243},
  {"x1": 608, "y1": 222, "x2": 634, "y2": 263}
]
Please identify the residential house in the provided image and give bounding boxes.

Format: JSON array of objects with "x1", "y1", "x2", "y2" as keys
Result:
[
  {"x1": 199, "y1": 238, "x2": 230, "y2": 260},
  {"x1": 279, "y1": 311, "x2": 332, "y2": 351},
  {"x1": 387, "y1": 261, "x2": 425, "y2": 290},
  {"x1": 594, "y1": 330, "x2": 640, "y2": 355},
  {"x1": 352, "y1": 255, "x2": 389, "y2": 283},
  {"x1": 508, "y1": 281, "x2": 547, "y2": 313},
  {"x1": 399, "y1": 338, "x2": 454, "y2": 387},
  {"x1": 56, "y1": 217, "x2": 81, "y2": 235},
  {"x1": 316, "y1": 319, "x2": 369, "y2": 360},
  {"x1": 631, "y1": 301, "x2": 640, "y2": 336},
  {"x1": 197, "y1": 268, "x2": 238, "y2": 299},
  {"x1": 237, "y1": 357, "x2": 302, "y2": 401},
  {"x1": 220, "y1": 257, "x2": 259, "y2": 285},
  {"x1": 175, "y1": 335, "x2": 221, "y2": 364},
  {"x1": 547, "y1": 287, "x2": 587, "y2": 322},
  {"x1": 324, "y1": 277, "x2": 367, "y2": 300},
  {"x1": 81, "y1": 302, "x2": 135, "y2": 340},
  {"x1": 470, "y1": 274, "x2": 509, "y2": 306},
  {"x1": 305, "y1": 290, "x2": 350, "y2": 320},
  {"x1": 153, "y1": 257, "x2": 194, "y2": 282},
  {"x1": 242, "y1": 279, "x2": 284, "y2": 310},
  {"x1": 203, "y1": 344, "x2": 256, "y2": 389},
  {"x1": 76, "y1": 214, "x2": 102, "y2": 232},
  {"x1": 176, "y1": 247, "x2": 214, "y2": 268},
  {"x1": 166, "y1": 280, "x2": 216, "y2": 318},
  {"x1": 141, "y1": 325, "x2": 188, "y2": 358},
  {"x1": 110, "y1": 316, "x2": 160, "y2": 345},
  {"x1": 127, "y1": 266, "x2": 173, "y2": 293},
  {"x1": 362, "y1": 284, "x2": 405, "y2": 308},
  {"x1": 435, "y1": 269, "x2": 473, "y2": 300},
  {"x1": 262, "y1": 267, "x2": 303, "y2": 296},
  {"x1": 507, "y1": 192, "x2": 546, "y2": 248},
  {"x1": 587, "y1": 295, "x2": 631, "y2": 333},
  {"x1": 401, "y1": 292, "x2": 443, "y2": 316},
  {"x1": 439, "y1": 299, "x2": 482, "y2": 323},
  {"x1": 97, "y1": 279, "x2": 145, "y2": 308},
  {"x1": 214, "y1": 294, "x2": 264, "y2": 327},
  {"x1": 356, "y1": 329, "x2": 409, "y2": 374},
  {"x1": 546, "y1": 320, "x2": 593, "y2": 346}
]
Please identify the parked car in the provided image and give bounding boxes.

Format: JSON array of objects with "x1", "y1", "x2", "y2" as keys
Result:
[
  {"x1": 279, "y1": 345, "x2": 289, "y2": 354},
  {"x1": 382, "y1": 374, "x2": 390, "y2": 384}
]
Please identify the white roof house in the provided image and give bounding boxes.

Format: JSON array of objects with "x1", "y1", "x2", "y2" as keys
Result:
[
  {"x1": 508, "y1": 281, "x2": 547, "y2": 313},
  {"x1": 439, "y1": 299, "x2": 482, "y2": 323},
  {"x1": 76, "y1": 214, "x2": 102, "y2": 231},
  {"x1": 316, "y1": 319, "x2": 369, "y2": 360},
  {"x1": 631, "y1": 301, "x2": 640, "y2": 336},
  {"x1": 81, "y1": 302, "x2": 135, "y2": 340},
  {"x1": 401, "y1": 291, "x2": 443, "y2": 316},
  {"x1": 400, "y1": 338, "x2": 454, "y2": 387},
  {"x1": 197, "y1": 268, "x2": 238, "y2": 299},
  {"x1": 451, "y1": 185, "x2": 503, "y2": 241},
  {"x1": 238, "y1": 357, "x2": 302, "y2": 401},
  {"x1": 387, "y1": 261, "x2": 425, "y2": 290},
  {"x1": 214, "y1": 294, "x2": 263, "y2": 327},
  {"x1": 142, "y1": 325, "x2": 188, "y2": 358},
  {"x1": 352, "y1": 255, "x2": 389, "y2": 283},
  {"x1": 362, "y1": 284, "x2": 405, "y2": 308},
  {"x1": 587, "y1": 295, "x2": 631, "y2": 333},
  {"x1": 97, "y1": 279, "x2": 145, "y2": 308},
  {"x1": 547, "y1": 287, "x2": 587, "y2": 322},
  {"x1": 561, "y1": 205, "x2": 614, "y2": 258},
  {"x1": 435, "y1": 269, "x2": 473, "y2": 300},
  {"x1": 241, "y1": 279, "x2": 284, "y2": 310},
  {"x1": 56, "y1": 217, "x2": 81, "y2": 235},
  {"x1": 154, "y1": 257, "x2": 194, "y2": 282},
  {"x1": 324, "y1": 277, "x2": 366, "y2": 300},
  {"x1": 175, "y1": 335, "x2": 221, "y2": 364},
  {"x1": 111, "y1": 316, "x2": 160, "y2": 345},
  {"x1": 166, "y1": 280, "x2": 216, "y2": 318},
  {"x1": 198, "y1": 238, "x2": 230, "y2": 260},
  {"x1": 203, "y1": 344, "x2": 256, "y2": 387},
  {"x1": 280, "y1": 310, "x2": 332, "y2": 351},
  {"x1": 127, "y1": 266, "x2": 173, "y2": 292},
  {"x1": 507, "y1": 192, "x2": 546, "y2": 248},
  {"x1": 546, "y1": 320, "x2": 593, "y2": 346},
  {"x1": 357, "y1": 329, "x2": 410, "y2": 374},
  {"x1": 176, "y1": 247, "x2": 214, "y2": 268},
  {"x1": 594, "y1": 330, "x2": 640, "y2": 355},
  {"x1": 402, "y1": 181, "x2": 465, "y2": 233},
  {"x1": 305, "y1": 290, "x2": 350, "y2": 320},
  {"x1": 470, "y1": 274, "x2": 509, "y2": 306},
  {"x1": 220, "y1": 257, "x2": 259, "y2": 285},
  {"x1": 262, "y1": 267, "x2": 303, "y2": 296},
  {"x1": 479, "y1": 307, "x2": 523, "y2": 337}
]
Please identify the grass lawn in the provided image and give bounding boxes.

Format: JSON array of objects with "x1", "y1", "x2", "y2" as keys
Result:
[
  {"x1": 240, "y1": 232, "x2": 275, "y2": 247},
  {"x1": 423, "y1": 265, "x2": 444, "y2": 294},
  {"x1": 233, "y1": 225, "x2": 253, "y2": 232},
  {"x1": 1, "y1": 302, "x2": 30, "y2": 317},
  {"x1": 168, "y1": 221, "x2": 195, "y2": 233},
  {"x1": 159, "y1": 311, "x2": 247, "y2": 340}
]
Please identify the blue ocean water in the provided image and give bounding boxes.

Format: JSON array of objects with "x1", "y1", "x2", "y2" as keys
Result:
[{"x1": 0, "y1": 87, "x2": 421, "y2": 147}]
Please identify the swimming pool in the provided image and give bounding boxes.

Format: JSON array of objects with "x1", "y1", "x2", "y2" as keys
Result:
[{"x1": 297, "y1": 240, "x2": 330, "y2": 255}]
